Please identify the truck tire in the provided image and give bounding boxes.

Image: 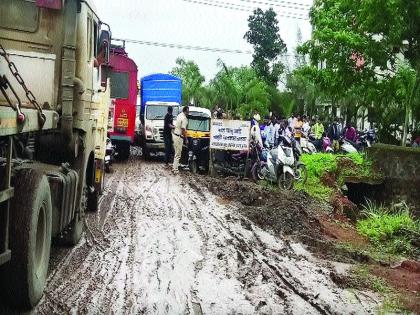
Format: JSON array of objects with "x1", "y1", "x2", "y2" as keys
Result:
[
  {"x1": 0, "y1": 169, "x2": 52, "y2": 309},
  {"x1": 142, "y1": 144, "x2": 150, "y2": 160},
  {"x1": 117, "y1": 141, "x2": 130, "y2": 160},
  {"x1": 189, "y1": 160, "x2": 198, "y2": 174}
]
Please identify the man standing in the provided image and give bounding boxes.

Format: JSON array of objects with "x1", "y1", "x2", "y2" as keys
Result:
[
  {"x1": 172, "y1": 106, "x2": 189, "y2": 174},
  {"x1": 264, "y1": 118, "x2": 275, "y2": 148},
  {"x1": 163, "y1": 107, "x2": 175, "y2": 166},
  {"x1": 312, "y1": 117, "x2": 324, "y2": 151}
]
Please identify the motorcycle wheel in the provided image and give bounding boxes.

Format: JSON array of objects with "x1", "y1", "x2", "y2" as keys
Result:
[
  {"x1": 251, "y1": 163, "x2": 264, "y2": 182},
  {"x1": 278, "y1": 172, "x2": 294, "y2": 190},
  {"x1": 189, "y1": 160, "x2": 198, "y2": 174},
  {"x1": 295, "y1": 162, "x2": 308, "y2": 185}
]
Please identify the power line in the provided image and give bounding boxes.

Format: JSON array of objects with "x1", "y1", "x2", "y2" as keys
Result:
[
  {"x1": 114, "y1": 37, "x2": 302, "y2": 57},
  {"x1": 232, "y1": 0, "x2": 310, "y2": 12},
  {"x1": 207, "y1": 0, "x2": 309, "y2": 15},
  {"x1": 114, "y1": 38, "x2": 253, "y2": 54},
  {"x1": 180, "y1": 0, "x2": 309, "y2": 19},
  {"x1": 181, "y1": 0, "x2": 308, "y2": 18},
  {"x1": 243, "y1": 0, "x2": 311, "y2": 8}
]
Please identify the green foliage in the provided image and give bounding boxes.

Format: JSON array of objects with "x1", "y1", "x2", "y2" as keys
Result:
[
  {"x1": 244, "y1": 8, "x2": 287, "y2": 86},
  {"x1": 170, "y1": 58, "x2": 205, "y2": 106},
  {"x1": 295, "y1": 153, "x2": 338, "y2": 200},
  {"x1": 357, "y1": 202, "x2": 420, "y2": 256},
  {"x1": 294, "y1": 0, "x2": 420, "y2": 145},
  {"x1": 211, "y1": 62, "x2": 270, "y2": 117},
  {"x1": 295, "y1": 153, "x2": 373, "y2": 200}
]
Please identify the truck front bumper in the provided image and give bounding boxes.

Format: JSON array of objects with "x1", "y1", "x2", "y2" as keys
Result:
[{"x1": 146, "y1": 142, "x2": 164, "y2": 150}]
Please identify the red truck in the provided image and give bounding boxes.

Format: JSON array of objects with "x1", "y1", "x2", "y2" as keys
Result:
[{"x1": 108, "y1": 44, "x2": 138, "y2": 159}]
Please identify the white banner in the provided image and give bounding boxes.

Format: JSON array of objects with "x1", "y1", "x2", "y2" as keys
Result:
[{"x1": 210, "y1": 119, "x2": 251, "y2": 151}]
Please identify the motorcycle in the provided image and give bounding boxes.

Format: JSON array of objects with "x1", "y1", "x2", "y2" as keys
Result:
[
  {"x1": 251, "y1": 136, "x2": 298, "y2": 189},
  {"x1": 300, "y1": 133, "x2": 317, "y2": 154},
  {"x1": 105, "y1": 138, "x2": 117, "y2": 173},
  {"x1": 357, "y1": 129, "x2": 376, "y2": 151},
  {"x1": 292, "y1": 140, "x2": 308, "y2": 185},
  {"x1": 339, "y1": 137, "x2": 358, "y2": 153},
  {"x1": 212, "y1": 140, "x2": 261, "y2": 177}
]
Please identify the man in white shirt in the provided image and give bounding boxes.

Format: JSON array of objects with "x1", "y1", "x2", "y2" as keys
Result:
[
  {"x1": 172, "y1": 106, "x2": 189, "y2": 174},
  {"x1": 274, "y1": 118, "x2": 281, "y2": 147},
  {"x1": 250, "y1": 114, "x2": 263, "y2": 147},
  {"x1": 264, "y1": 119, "x2": 275, "y2": 148}
]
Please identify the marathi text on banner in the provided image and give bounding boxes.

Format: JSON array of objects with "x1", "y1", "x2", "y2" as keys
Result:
[{"x1": 210, "y1": 119, "x2": 251, "y2": 151}]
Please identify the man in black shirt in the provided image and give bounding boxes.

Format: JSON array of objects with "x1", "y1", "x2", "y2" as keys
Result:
[{"x1": 163, "y1": 107, "x2": 175, "y2": 165}]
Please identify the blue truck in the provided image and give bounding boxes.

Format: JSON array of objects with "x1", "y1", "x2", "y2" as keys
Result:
[{"x1": 137, "y1": 74, "x2": 182, "y2": 158}]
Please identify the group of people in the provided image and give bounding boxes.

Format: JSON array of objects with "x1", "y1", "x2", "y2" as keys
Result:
[
  {"x1": 163, "y1": 105, "x2": 190, "y2": 174},
  {"x1": 250, "y1": 113, "x2": 359, "y2": 152}
]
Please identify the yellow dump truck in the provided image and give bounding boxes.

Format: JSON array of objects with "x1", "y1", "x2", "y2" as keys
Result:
[{"x1": 0, "y1": 0, "x2": 111, "y2": 308}]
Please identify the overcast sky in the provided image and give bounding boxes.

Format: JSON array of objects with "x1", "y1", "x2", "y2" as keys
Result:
[{"x1": 94, "y1": 0, "x2": 313, "y2": 81}]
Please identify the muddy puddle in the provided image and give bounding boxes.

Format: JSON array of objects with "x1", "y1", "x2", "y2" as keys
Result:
[{"x1": 1, "y1": 151, "x2": 382, "y2": 314}]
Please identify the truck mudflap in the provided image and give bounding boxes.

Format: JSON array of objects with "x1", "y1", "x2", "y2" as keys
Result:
[{"x1": 0, "y1": 106, "x2": 58, "y2": 136}]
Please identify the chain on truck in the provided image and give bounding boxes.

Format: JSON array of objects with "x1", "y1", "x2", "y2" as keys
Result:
[{"x1": 0, "y1": 0, "x2": 112, "y2": 309}]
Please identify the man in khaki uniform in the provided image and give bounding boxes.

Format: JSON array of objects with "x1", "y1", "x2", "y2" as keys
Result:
[{"x1": 172, "y1": 106, "x2": 189, "y2": 174}]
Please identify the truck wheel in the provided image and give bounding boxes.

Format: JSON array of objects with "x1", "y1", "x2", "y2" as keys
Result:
[
  {"x1": 1, "y1": 169, "x2": 52, "y2": 309},
  {"x1": 142, "y1": 145, "x2": 150, "y2": 160},
  {"x1": 117, "y1": 142, "x2": 130, "y2": 160},
  {"x1": 189, "y1": 160, "x2": 198, "y2": 174},
  {"x1": 62, "y1": 186, "x2": 86, "y2": 245}
]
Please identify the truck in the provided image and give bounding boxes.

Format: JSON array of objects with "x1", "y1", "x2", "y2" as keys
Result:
[
  {"x1": 138, "y1": 73, "x2": 182, "y2": 159},
  {"x1": 0, "y1": 0, "x2": 111, "y2": 309},
  {"x1": 107, "y1": 43, "x2": 138, "y2": 160}
]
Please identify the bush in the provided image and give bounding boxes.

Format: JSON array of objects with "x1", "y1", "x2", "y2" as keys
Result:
[
  {"x1": 357, "y1": 201, "x2": 420, "y2": 256},
  {"x1": 295, "y1": 153, "x2": 373, "y2": 200}
]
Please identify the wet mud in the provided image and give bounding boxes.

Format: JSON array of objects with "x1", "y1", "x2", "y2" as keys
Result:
[{"x1": 2, "y1": 151, "x2": 382, "y2": 314}]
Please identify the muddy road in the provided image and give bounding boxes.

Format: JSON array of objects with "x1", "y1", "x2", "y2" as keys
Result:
[{"x1": 3, "y1": 153, "x2": 380, "y2": 314}]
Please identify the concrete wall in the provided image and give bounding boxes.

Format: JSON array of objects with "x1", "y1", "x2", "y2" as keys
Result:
[{"x1": 367, "y1": 144, "x2": 420, "y2": 216}]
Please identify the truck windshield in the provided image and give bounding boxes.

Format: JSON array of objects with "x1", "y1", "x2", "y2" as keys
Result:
[
  {"x1": 188, "y1": 117, "x2": 210, "y2": 132},
  {"x1": 110, "y1": 71, "x2": 129, "y2": 99},
  {"x1": 146, "y1": 105, "x2": 180, "y2": 120}
]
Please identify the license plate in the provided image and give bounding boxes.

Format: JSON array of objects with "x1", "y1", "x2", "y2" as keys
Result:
[{"x1": 117, "y1": 118, "x2": 129, "y2": 128}]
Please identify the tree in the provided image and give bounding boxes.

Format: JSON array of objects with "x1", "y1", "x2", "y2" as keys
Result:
[
  {"x1": 299, "y1": 0, "x2": 420, "y2": 145},
  {"x1": 244, "y1": 8, "x2": 287, "y2": 86},
  {"x1": 170, "y1": 58, "x2": 205, "y2": 105},
  {"x1": 210, "y1": 61, "x2": 270, "y2": 118}
]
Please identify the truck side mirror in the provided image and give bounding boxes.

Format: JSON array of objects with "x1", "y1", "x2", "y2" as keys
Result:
[{"x1": 97, "y1": 30, "x2": 111, "y2": 65}]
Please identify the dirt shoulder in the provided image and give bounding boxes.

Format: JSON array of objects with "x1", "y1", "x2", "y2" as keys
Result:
[{"x1": 191, "y1": 174, "x2": 420, "y2": 314}]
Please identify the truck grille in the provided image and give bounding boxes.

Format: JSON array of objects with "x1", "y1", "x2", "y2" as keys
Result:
[{"x1": 153, "y1": 128, "x2": 164, "y2": 142}]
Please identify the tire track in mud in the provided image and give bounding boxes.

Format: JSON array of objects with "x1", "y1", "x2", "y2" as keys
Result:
[{"x1": 28, "y1": 154, "x2": 379, "y2": 315}]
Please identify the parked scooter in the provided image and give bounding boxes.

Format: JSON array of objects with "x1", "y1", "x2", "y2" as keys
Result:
[
  {"x1": 251, "y1": 135, "x2": 296, "y2": 189},
  {"x1": 105, "y1": 138, "x2": 117, "y2": 173},
  {"x1": 292, "y1": 140, "x2": 308, "y2": 184},
  {"x1": 357, "y1": 129, "x2": 376, "y2": 151},
  {"x1": 339, "y1": 137, "x2": 358, "y2": 153},
  {"x1": 300, "y1": 132, "x2": 317, "y2": 154}
]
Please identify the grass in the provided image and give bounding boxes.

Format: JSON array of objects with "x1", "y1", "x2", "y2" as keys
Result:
[
  {"x1": 352, "y1": 265, "x2": 391, "y2": 294},
  {"x1": 295, "y1": 152, "x2": 374, "y2": 200},
  {"x1": 350, "y1": 265, "x2": 410, "y2": 314},
  {"x1": 357, "y1": 201, "x2": 420, "y2": 257}
]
